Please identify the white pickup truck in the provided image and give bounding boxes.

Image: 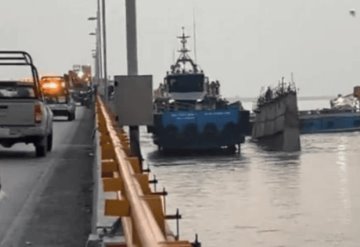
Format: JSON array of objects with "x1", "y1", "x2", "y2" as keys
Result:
[{"x1": 0, "y1": 51, "x2": 53, "y2": 157}]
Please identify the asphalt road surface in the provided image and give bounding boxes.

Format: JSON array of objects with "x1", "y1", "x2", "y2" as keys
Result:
[{"x1": 0, "y1": 106, "x2": 94, "y2": 247}]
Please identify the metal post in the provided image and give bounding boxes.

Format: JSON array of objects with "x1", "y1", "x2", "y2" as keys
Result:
[
  {"x1": 125, "y1": 0, "x2": 142, "y2": 161},
  {"x1": 93, "y1": 46, "x2": 98, "y2": 84},
  {"x1": 101, "y1": 0, "x2": 108, "y2": 101},
  {"x1": 126, "y1": 0, "x2": 138, "y2": 75},
  {"x1": 96, "y1": 39, "x2": 101, "y2": 86},
  {"x1": 97, "y1": 28, "x2": 103, "y2": 88},
  {"x1": 97, "y1": 0, "x2": 103, "y2": 86}
]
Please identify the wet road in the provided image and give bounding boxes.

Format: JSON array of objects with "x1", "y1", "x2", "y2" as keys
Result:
[
  {"x1": 143, "y1": 130, "x2": 360, "y2": 247},
  {"x1": 0, "y1": 106, "x2": 93, "y2": 246}
]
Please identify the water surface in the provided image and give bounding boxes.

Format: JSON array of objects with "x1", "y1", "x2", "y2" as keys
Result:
[{"x1": 142, "y1": 100, "x2": 360, "y2": 247}]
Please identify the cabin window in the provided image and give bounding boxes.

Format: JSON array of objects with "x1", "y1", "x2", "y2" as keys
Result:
[
  {"x1": 167, "y1": 74, "x2": 204, "y2": 93},
  {"x1": 45, "y1": 95, "x2": 68, "y2": 104},
  {"x1": 0, "y1": 81, "x2": 36, "y2": 99}
]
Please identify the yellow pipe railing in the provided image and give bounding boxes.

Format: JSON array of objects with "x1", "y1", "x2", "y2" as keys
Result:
[{"x1": 96, "y1": 96, "x2": 192, "y2": 247}]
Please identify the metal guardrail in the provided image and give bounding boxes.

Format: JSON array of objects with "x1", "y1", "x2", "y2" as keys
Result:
[{"x1": 91, "y1": 96, "x2": 193, "y2": 247}]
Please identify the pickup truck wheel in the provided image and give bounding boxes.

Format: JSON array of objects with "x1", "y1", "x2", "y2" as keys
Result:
[
  {"x1": 47, "y1": 133, "x2": 53, "y2": 152},
  {"x1": 68, "y1": 112, "x2": 75, "y2": 121},
  {"x1": 35, "y1": 138, "x2": 47, "y2": 157}
]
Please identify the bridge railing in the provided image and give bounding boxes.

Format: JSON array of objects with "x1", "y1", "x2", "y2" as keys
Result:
[{"x1": 89, "y1": 96, "x2": 193, "y2": 247}]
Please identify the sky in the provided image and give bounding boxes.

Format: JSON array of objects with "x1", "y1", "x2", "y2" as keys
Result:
[{"x1": 2, "y1": 0, "x2": 360, "y2": 98}]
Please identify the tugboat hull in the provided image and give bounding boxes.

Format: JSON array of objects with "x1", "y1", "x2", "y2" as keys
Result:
[{"x1": 151, "y1": 108, "x2": 249, "y2": 151}]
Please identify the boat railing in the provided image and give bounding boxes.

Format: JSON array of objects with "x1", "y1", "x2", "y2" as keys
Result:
[
  {"x1": 154, "y1": 97, "x2": 234, "y2": 112},
  {"x1": 299, "y1": 108, "x2": 360, "y2": 116},
  {"x1": 255, "y1": 81, "x2": 297, "y2": 109}
]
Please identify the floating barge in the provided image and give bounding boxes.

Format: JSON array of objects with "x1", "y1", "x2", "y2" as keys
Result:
[
  {"x1": 300, "y1": 86, "x2": 360, "y2": 134},
  {"x1": 251, "y1": 79, "x2": 301, "y2": 151}
]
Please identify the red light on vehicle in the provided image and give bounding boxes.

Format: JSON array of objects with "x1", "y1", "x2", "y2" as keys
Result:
[
  {"x1": 42, "y1": 82, "x2": 58, "y2": 90},
  {"x1": 34, "y1": 103, "x2": 42, "y2": 123}
]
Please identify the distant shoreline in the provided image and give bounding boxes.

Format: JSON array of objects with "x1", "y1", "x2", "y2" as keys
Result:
[{"x1": 230, "y1": 96, "x2": 332, "y2": 102}]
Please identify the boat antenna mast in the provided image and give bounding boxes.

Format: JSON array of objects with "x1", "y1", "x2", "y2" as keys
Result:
[
  {"x1": 171, "y1": 27, "x2": 199, "y2": 73},
  {"x1": 193, "y1": 6, "x2": 198, "y2": 62},
  {"x1": 290, "y1": 72, "x2": 297, "y2": 92}
]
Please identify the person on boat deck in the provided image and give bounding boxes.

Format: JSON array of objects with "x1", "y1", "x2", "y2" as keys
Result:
[
  {"x1": 159, "y1": 83, "x2": 165, "y2": 96},
  {"x1": 265, "y1": 86, "x2": 273, "y2": 101},
  {"x1": 205, "y1": 81, "x2": 210, "y2": 94},
  {"x1": 287, "y1": 84, "x2": 292, "y2": 93},
  {"x1": 215, "y1": 80, "x2": 220, "y2": 95},
  {"x1": 210, "y1": 81, "x2": 216, "y2": 96}
]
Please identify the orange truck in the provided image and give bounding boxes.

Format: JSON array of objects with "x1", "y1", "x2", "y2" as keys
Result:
[{"x1": 40, "y1": 75, "x2": 76, "y2": 121}]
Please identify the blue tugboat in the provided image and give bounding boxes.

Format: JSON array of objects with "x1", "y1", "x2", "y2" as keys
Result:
[
  {"x1": 300, "y1": 86, "x2": 360, "y2": 134},
  {"x1": 148, "y1": 28, "x2": 250, "y2": 152}
]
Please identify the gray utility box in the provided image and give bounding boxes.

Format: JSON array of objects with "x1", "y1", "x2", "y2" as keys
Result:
[{"x1": 114, "y1": 75, "x2": 153, "y2": 126}]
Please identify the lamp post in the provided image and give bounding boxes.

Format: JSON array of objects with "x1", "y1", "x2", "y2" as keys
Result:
[
  {"x1": 101, "y1": 0, "x2": 109, "y2": 102},
  {"x1": 89, "y1": 0, "x2": 142, "y2": 160},
  {"x1": 125, "y1": 0, "x2": 142, "y2": 161},
  {"x1": 88, "y1": 0, "x2": 106, "y2": 99},
  {"x1": 91, "y1": 44, "x2": 99, "y2": 86},
  {"x1": 89, "y1": 31, "x2": 100, "y2": 87}
]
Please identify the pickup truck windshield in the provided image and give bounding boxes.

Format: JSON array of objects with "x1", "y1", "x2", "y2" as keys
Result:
[
  {"x1": 0, "y1": 81, "x2": 36, "y2": 99},
  {"x1": 45, "y1": 95, "x2": 68, "y2": 104}
]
